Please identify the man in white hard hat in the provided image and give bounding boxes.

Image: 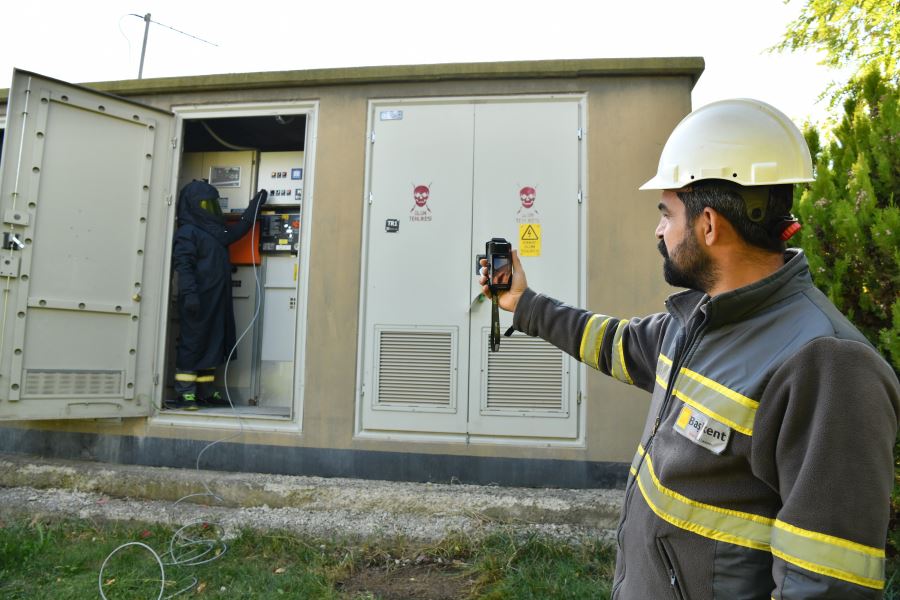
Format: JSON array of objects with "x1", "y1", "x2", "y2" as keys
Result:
[{"x1": 480, "y1": 99, "x2": 899, "y2": 599}]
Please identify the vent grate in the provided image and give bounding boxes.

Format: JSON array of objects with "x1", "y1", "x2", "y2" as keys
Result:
[
  {"x1": 376, "y1": 330, "x2": 453, "y2": 407},
  {"x1": 486, "y1": 335, "x2": 564, "y2": 411},
  {"x1": 23, "y1": 369, "x2": 123, "y2": 398}
]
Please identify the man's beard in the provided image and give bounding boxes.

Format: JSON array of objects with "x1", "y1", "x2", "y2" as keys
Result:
[{"x1": 658, "y1": 232, "x2": 717, "y2": 293}]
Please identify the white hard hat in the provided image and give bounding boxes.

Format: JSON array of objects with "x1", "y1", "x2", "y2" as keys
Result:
[{"x1": 640, "y1": 98, "x2": 814, "y2": 190}]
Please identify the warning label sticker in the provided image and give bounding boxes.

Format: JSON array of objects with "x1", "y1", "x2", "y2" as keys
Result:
[{"x1": 519, "y1": 223, "x2": 541, "y2": 257}]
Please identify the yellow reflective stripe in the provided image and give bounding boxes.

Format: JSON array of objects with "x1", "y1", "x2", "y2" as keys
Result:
[
  {"x1": 672, "y1": 379, "x2": 755, "y2": 436},
  {"x1": 658, "y1": 353, "x2": 758, "y2": 435},
  {"x1": 629, "y1": 444, "x2": 645, "y2": 476},
  {"x1": 657, "y1": 353, "x2": 672, "y2": 381},
  {"x1": 611, "y1": 320, "x2": 634, "y2": 384},
  {"x1": 634, "y1": 449, "x2": 885, "y2": 589},
  {"x1": 681, "y1": 367, "x2": 759, "y2": 410},
  {"x1": 772, "y1": 520, "x2": 885, "y2": 590},
  {"x1": 579, "y1": 315, "x2": 611, "y2": 370},
  {"x1": 657, "y1": 352, "x2": 757, "y2": 435},
  {"x1": 775, "y1": 519, "x2": 885, "y2": 558},
  {"x1": 196, "y1": 375, "x2": 215, "y2": 383},
  {"x1": 655, "y1": 354, "x2": 672, "y2": 390},
  {"x1": 636, "y1": 452, "x2": 773, "y2": 552},
  {"x1": 174, "y1": 373, "x2": 197, "y2": 382}
]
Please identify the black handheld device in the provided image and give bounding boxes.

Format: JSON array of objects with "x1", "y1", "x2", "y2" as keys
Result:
[
  {"x1": 486, "y1": 238, "x2": 512, "y2": 292},
  {"x1": 480, "y1": 237, "x2": 512, "y2": 352}
]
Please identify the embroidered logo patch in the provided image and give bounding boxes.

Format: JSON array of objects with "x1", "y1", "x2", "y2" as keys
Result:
[{"x1": 673, "y1": 405, "x2": 731, "y2": 454}]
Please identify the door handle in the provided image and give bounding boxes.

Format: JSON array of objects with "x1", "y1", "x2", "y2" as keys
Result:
[{"x1": 469, "y1": 292, "x2": 485, "y2": 312}]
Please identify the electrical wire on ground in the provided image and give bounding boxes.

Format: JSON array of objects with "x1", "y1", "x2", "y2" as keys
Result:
[{"x1": 98, "y1": 188, "x2": 265, "y2": 599}]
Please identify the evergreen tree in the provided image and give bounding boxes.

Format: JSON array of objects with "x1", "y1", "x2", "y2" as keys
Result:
[
  {"x1": 776, "y1": 0, "x2": 899, "y2": 87},
  {"x1": 793, "y1": 67, "x2": 900, "y2": 372}
]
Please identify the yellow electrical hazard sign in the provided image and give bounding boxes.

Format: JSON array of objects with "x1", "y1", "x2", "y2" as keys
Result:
[{"x1": 519, "y1": 223, "x2": 541, "y2": 257}]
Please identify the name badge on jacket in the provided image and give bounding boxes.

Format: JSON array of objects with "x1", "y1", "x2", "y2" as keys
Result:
[{"x1": 673, "y1": 405, "x2": 731, "y2": 454}]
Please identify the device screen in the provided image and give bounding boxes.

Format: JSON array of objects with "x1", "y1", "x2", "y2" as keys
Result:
[{"x1": 491, "y1": 255, "x2": 511, "y2": 286}]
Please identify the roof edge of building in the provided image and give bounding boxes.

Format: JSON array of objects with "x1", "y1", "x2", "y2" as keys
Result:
[{"x1": 1, "y1": 57, "x2": 704, "y2": 103}]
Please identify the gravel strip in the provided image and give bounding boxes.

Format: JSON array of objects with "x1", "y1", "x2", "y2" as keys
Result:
[{"x1": 0, "y1": 453, "x2": 624, "y2": 544}]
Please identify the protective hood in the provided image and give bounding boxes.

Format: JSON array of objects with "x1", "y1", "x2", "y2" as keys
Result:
[{"x1": 177, "y1": 180, "x2": 229, "y2": 242}]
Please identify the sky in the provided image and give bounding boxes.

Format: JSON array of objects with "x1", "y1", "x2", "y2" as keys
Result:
[{"x1": 0, "y1": 0, "x2": 844, "y2": 126}]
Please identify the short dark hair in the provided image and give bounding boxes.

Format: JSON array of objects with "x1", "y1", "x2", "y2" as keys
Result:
[{"x1": 677, "y1": 181, "x2": 794, "y2": 253}]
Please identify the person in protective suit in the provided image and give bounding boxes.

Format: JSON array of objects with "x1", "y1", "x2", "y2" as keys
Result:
[{"x1": 168, "y1": 180, "x2": 268, "y2": 410}]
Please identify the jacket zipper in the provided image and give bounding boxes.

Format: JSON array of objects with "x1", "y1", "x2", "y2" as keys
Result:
[
  {"x1": 656, "y1": 537, "x2": 687, "y2": 600},
  {"x1": 611, "y1": 310, "x2": 706, "y2": 599},
  {"x1": 653, "y1": 311, "x2": 707, "y2": 436}
]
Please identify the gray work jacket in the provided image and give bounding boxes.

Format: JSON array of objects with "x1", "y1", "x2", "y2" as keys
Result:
[{"x1": 513, "y1": 249, "x2": 900, "y2": 599}]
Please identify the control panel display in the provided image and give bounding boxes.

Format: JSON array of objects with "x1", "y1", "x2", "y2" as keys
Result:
[{"x1": 259, "y1": 211, "x2": 300, "y2": 254}]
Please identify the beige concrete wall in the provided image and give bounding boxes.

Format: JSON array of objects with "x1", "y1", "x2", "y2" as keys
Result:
[
  {"x1": 1, "y1": 72, "x2": 695, "y2": 465},
  {"x1": 583, "y1": 78, "x2": 693, "y2": 461}
]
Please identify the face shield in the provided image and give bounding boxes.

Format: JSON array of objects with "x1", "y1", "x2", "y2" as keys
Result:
[{"x1": 198, "y1": 197, "x2": 223, "y2": 218}]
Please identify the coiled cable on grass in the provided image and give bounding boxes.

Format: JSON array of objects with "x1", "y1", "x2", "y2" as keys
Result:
[
  {"x1": 98, "y1": 542, "x2": 164, "y2": 600},
  {"x1": 97, "y1": 195, "x2": 265, "y2": 598}
]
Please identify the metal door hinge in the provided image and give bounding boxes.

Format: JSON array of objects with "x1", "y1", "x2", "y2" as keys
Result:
[
  {"x1": 170, "y1": 137, "x2": 178, "y2": 149},
  {"x1": 368, "y1": 192, "x2": 374, "y2": 205},
  {"x1": 577, "y1": 390, "x2": 582, "y2": 405},
  {"x1": 369, "y1": 131, "x2": 376, "y2": 143},
  {"x1": 153, "y1": 373, "x2": 160, "y2": 386},
  {"x1": 577, "y1": 189, "x2": 584, "y2": 204},
  {"x1": 166, "y1": 194, "x2": 173, "y2": 206},
  {"x1": 577, "y1": 128, "x2": 584, "y2": 140}
]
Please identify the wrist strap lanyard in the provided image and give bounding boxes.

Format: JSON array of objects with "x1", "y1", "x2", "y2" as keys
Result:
[{"x1": 491, "y1": 295, "x2": 501, "y2": 352}]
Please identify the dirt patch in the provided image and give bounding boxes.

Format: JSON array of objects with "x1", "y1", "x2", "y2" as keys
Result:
[{"x1": 338, "y1": 563, "x2": 475, "y2": 600}]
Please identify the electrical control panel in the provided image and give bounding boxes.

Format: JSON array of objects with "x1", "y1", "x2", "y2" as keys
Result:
[
  {"x1": 259, "y1": 151, "x2": 304, "y2": 207},
  {"x1": 259, "y1": 210, "x2": 300, "y2": 254},
  {"x1": 179, "y1": 151, "x2": 255, "y2": 210}
]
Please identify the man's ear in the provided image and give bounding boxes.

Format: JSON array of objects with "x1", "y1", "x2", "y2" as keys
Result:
[{"x1": 697, "y1": 206, "x2": 718, "y2": 246}]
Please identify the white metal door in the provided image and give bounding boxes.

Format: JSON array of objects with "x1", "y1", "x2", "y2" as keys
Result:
[
  {"x1": 467, "y1": 99, "x2": 582, "y2": 439},
  {"x1": 360, "y1": 103, "x2": 475, "y2": 434},
  {"x1": 260, "y1": 254, "x2": 298, "y2": 409},
  {"x1": 0, "y1": 70, "x2": 175, "y2": 420},
  {"x1": 359, "y1": 97, "x2": 582, "y2": 440}
]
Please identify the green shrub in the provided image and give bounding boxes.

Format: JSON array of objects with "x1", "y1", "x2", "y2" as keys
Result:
[
  {"x1": 792, "y1": 67, "x2": 900, "y2": 595},
  {"x1": 794, "y1": 67, "x2": 900, "y2": 373}
]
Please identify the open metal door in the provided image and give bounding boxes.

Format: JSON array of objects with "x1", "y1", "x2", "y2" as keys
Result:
[{"x1": 0, "y1": 70, "x2": 175, "y2": 420}]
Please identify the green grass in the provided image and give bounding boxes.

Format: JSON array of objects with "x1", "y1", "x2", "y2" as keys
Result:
[
  {"x1": 0, "y1": 517, "x2": 616, "y2": 599},
  {"x1": 1, "y1": 515, "x2": 895, "y2": 599},
  {"x1": 0, "y1": 518, "x2": 339, "y2": 599},
  {"x1": 464, "y1": 532, "x2": 616, "y2": 599}
]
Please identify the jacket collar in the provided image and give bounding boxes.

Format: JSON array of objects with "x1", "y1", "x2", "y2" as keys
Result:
[{"x1": 666, "y1": 249, "x2": 812, "y2": 327}]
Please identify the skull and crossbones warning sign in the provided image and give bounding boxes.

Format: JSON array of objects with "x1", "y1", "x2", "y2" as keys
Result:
[{"x1": 410, "y1": 184, "x2": 433, "y2": 222}]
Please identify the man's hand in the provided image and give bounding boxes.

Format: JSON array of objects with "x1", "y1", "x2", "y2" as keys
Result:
[{"x1": 479, "y1": 249, "x2": 527, "y2": 313}]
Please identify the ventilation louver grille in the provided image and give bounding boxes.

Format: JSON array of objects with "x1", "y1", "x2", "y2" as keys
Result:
[
  {"x1": 23, "y1": 369, "x2": 123, "y2": 398},
  {"x1": 376, "y1": 330, "x2": 453, "y2": 407},
  {"x1": 486, "y1": 335, "x2": 564, "y2": 412}
]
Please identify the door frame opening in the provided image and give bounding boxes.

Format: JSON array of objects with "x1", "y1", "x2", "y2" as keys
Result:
[{"x1": 152, "y1": 100, "x2": 319, "y2": 432}]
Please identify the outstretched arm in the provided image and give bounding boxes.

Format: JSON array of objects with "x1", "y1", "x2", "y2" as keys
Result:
[
  {"x1": 223, "y1": 190, "x2": 268, "y2": 246},
  {"x1": 479, "y1": 249, "x2": 670, "y2": 393}
]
